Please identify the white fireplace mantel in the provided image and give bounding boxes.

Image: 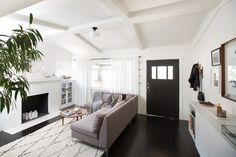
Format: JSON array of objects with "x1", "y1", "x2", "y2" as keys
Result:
[{"x1": 0, "y1": 79, "x2": 61, "y2": 134}]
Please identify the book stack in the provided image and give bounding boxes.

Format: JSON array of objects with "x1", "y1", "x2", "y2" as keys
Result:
[{"x1": 61, "y1": 110, "x2": 75, "y2": 117}]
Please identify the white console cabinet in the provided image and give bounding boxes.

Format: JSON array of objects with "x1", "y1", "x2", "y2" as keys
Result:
[
  {"x1": 190, "y1": 102, "x2": 236, "y2": 157},
  {"x1": 60, "y1": 80, "x2": 75, "y2": 109}
]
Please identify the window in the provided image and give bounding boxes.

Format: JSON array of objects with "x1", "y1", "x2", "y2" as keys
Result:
[
  {"x1": 168, "y1": 66, "x2": 173, "y2": 80},
  {"x1": 157, "y1": 66, "x2": 167, "y2": 79},
  {"x1": 91, "y1": 60, "x2": 112, "y2": 89},
  {"x1": 151, "y1": 66, "x2": 157, "y2": 79},
  {"x1": 151, "y1": 65, "x2": 174, "y2": 80}
]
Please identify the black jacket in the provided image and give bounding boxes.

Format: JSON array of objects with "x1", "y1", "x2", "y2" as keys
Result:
[{"x1": 188, "y1": 64, "x2": 200, "y2": 91}]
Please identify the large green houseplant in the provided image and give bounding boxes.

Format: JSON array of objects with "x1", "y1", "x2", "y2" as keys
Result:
[{"x1": 0, "y1": 13, "x2": 43, "y2": 113}]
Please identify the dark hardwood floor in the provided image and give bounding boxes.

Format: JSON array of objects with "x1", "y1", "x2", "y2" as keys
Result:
[
  {"x1": 102, "y1": 115, "x2": 199, "y2": 157},
  {"x1": 0, "y1": 114, "x2": 199, "y2": 157}
]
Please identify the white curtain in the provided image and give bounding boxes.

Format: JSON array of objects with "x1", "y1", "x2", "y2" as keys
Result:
[
  {"x1": 111, "y1": 57, "x2": 139, "y2": 94},
  {"x1": 72, "y1": 59, "x2": 92, "y2": 106}
]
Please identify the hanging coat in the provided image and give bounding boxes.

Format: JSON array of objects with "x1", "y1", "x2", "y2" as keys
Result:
[{"x1": 188, "y1": 64, "x2": 200, "y2": 91}]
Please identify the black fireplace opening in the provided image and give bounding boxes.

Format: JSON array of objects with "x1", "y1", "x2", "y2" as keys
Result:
[{"x1": 22, "y1": 93, "x2": 49, "y2": 123}]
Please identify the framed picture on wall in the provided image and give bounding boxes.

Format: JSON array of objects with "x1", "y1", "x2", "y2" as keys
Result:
[
  {"x1": 221, "y1": 38, "x2": 236, "y2": 101},
  {"x1": 211, "y1": 48, "x2": 221, "y2": 66},
  {"x1": 211, "y1": 67, "x2": 220, "y2": 93}
]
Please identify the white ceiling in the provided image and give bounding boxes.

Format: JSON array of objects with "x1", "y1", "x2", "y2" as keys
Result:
[
  {"x1": 136, "y1": 11, "x2": 207, "y2": 47},
  {"x1": 0, "y1": 0, "x2": 43, "y2": 17},
  {"x1": 121, "y1": 0, "x2": 185, "y2": 12},
  {"x1": 0, "y1": 0, "x2": 222, "y2": 55},
  {"x1": 16, "y1": 0, "x2": 116, "y2": 26},
  {"x1": 80, "y1": 26, "x2": 135, "y2": 51}
]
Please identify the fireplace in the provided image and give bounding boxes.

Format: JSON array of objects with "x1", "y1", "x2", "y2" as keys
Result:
[{"x1": 22, "y1": 93, "x2": 49, "y2": 123}]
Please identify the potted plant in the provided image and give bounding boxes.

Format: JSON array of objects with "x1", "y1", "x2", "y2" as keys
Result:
[{"x1": 0, "y1": 13, "x2": 43, "y2": 113}]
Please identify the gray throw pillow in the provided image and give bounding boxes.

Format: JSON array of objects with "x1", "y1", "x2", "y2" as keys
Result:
[
  {"x1": 109, "y1": 97, "x2": 119, "y2": 107},
  {"x1": 91, "y1": 111, "x2": 109, "y2": 133},
  {"x1": 102, "y1": 93, "x2": 112, "y2": 103}
]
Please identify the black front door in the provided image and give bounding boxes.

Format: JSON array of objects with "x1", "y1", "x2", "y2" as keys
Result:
[{"x1": 147, "y1": 59, "x2": 179, "y2": 119}]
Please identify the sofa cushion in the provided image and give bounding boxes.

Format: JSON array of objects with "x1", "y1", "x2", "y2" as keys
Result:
[
  {"x1": 70, "y1": 116, "x2": 98, "y2": 138},
  {"x1": 92, "y1": 112, "x2": 109, "y2": 133},
  {"x1": 70, "y1": 107, "x2": 110, "y2": 138},
  {"x1": 102, "y1": 93, "x2": 113, "y2": 103}
]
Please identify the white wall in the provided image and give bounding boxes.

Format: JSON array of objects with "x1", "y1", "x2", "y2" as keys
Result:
[
  {"x1": 87, "y1": 45, "x2": 193, "y2": 120},
  {"x1": 25, "y1": 41, "x2": 73, "y2": 80},
  {"x1": 191, "y1": 0, "x2": 236, "y2": 115}
]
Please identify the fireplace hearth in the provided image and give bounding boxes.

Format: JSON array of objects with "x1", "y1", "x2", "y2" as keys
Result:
[{"x1": 22, "y1": 93, "x2": 49, "y2": 123}]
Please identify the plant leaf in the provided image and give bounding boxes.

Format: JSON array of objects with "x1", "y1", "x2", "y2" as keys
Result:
[{"x1": 29, "y1": 13, "x2": 33, "y2": 25}]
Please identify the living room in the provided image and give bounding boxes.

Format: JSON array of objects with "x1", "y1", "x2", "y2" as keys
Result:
[{"x1": 0, "y1": 0, "x2": 236, "y2": 157}]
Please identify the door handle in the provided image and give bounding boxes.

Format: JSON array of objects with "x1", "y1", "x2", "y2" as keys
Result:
[{"x1": 147, "y1": 82, "x2": 150, "y2": 92}]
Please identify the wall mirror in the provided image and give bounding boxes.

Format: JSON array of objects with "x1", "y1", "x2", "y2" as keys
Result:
[{"x1": 221, "y1": 38, "x2": 236, "y2": 102}]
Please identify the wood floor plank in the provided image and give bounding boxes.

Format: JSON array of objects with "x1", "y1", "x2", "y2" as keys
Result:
[{"x1": 102, "y1": 115, "x2": 199, "y2": 157}]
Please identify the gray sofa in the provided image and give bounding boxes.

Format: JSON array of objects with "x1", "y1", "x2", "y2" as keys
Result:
[{"x1": 70, "y1": 92, "x2": 138, "y2": 151}]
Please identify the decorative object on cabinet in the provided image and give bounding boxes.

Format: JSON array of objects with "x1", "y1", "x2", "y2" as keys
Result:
[
  {"x1": 221, "y1": 38, "x2": 236, "y2": 102},
  {"x1": 199, "y1": 101, "x2": 215, "y2": 107},
  {"x1": 60, "y1": 80, "x2": 75, "y2": 109},
  {"x1": 211, "y1": 48, "x2": 221, "y2": 66},
  {"x1": 211, "y1": 67, "x2": 221, "y2": 93},
  {"x1": 216, "y1": 103, "x2": 226, "y2": 118}
]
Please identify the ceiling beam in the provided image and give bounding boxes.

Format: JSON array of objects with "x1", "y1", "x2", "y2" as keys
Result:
[
  {"x1": 70, "y1": 0, "x2": 219, "y2": 28},
  {"x1": 69, "y1": 16, "x2": 121, "y2": 32},
  {"x1": 99, "y1": 0, "x2": 129, "y2": 18},
  {"x1": 99, "y1": 0, "x2": 143, "y2": 50},
  {"x1": 75, "y1": 34, "x2": 102, "y2": 53},
  {"x1": 44, "y1": 0, "x2": 219, "y2": 41},
  {"x1": 8, "y1": 13, "x2": 67, "y2": 30},
  {"x1": 129, "y1": 0, "x2": 220, "y2": 24},
  {"x1": 128, "y1": 25, "x2": 143, "y2": 50}
]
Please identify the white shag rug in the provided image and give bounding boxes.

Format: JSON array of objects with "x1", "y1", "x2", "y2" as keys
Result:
[{"x1": 0, "y1": 118, "x2": 104, "y2": 157}]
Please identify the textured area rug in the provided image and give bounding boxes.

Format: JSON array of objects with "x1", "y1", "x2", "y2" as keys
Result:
[{"x1": 0, "y1": 118, "x2": 104, "y2": 157}]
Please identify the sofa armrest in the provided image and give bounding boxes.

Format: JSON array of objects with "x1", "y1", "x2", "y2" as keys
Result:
[{"x1": 98, "y1": 100, "x2": 132, "y2": 149}]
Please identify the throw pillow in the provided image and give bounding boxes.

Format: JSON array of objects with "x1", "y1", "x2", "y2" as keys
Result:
[
  {"x1": 117, "y1": 94, "x2": 126, "y2": 103},
  {"x1": 91, "y1": 111, "x2": 110, "y2": 133},
  {"x1": 113, "y1": 100, "x2": 125, "y2": 108},
  {"x1": 109, "y1": 97, "x2": 119, "y2": 107},
  {"x1": 102, "y1": 93, "x2": 113, "y2": 103},
  {"x1": 98, "y1": 102, "x2": 110, "y2": 109}
]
